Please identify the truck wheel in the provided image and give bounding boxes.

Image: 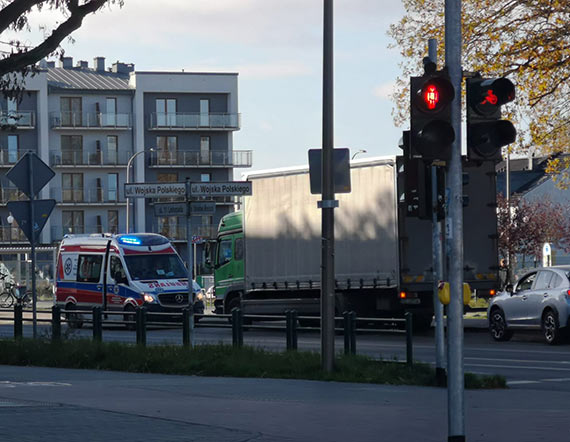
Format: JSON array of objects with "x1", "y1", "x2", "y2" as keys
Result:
[{"x1": 66, "y1": 303, "x2": 83, "y2": 329}]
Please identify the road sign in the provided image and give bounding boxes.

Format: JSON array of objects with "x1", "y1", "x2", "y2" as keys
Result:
[
  {"x1": 7, "y1": 200, "x2": 56, "y2": 243},
  {"x1": 308, "y1": 148, "x2": 351, "y2": 194},
  {"x1": 189, "y1": 201, "x2": 216, "y2": 215},
  {"x1": 189, "y1": 182, "x2": 252, "y2": 197},
  {"x1": 6, "y1": 152, "x2": 55, "y2": 198},
  {"x1": 125, "y1": 182, "x2": 186, "y2": 198},
  {"x1": 153, "y1": 202, "x2": 188, "y2": 217}
]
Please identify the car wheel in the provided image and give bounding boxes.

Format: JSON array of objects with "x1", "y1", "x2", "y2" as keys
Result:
[
  {"x1": 489, "y1": 309, "x2": 512, "y2": 341},
  {"x1": 542, "y1": 310, "x2": 561, "y2": 345}
]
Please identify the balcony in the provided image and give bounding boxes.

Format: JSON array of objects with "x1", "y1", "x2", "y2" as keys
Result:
[
  {"x1": 149, "y1": 112, "x2": 240, "y2": 131},
  {"x1": 50, "y1": 112, "x2": 132, "y2": 130},
  {"x1": 155, "y1": 224, "x2": 217, "y2": 242},
  {"x1": 0, "y1": 111, "x2": 35, "y2": 129},
  {"x1": 0, "y1": 188, "x2": 27, "y2": 205},
  {"x1": 51, "y1": 225, "x2": 122, "y2": 242},
  {"x1": 50, "y1": 187, "x2": 125, "y2": 205},
  {"x1": 50, "y1": 150, "x2": 133, "y2": 167},
  {"x1": 149, "y1": 150, "x2": 252, "y2": 168},
  {"x1": 0, "y1": 149, "x2": 32, "y2": 167}
]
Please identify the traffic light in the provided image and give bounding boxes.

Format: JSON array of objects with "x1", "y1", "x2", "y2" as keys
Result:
[
  {"x1": 466, "y1": 76, "x2": 516, "y2": 162},
  {"x1": 410, "y1": 67, "x2": 455, "y2": 162}
]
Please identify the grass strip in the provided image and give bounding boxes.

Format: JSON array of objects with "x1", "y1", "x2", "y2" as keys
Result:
[{"x1": 0, "y1": 338, "x2": 506, "y2": 389}]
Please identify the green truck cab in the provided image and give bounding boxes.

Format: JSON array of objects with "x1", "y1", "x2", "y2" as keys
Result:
[{"x1": 211, "y1": 211, "x2": 244, "y2": 314}]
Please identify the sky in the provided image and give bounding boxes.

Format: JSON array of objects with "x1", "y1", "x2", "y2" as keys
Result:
[{"x1": 16, "y1": 0, "x2": 408, "y2": 172}]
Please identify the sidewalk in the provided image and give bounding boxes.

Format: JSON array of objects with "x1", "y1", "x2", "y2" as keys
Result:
[{"x1": 0, "y1": 364, "x2": 564, "y2": 441}]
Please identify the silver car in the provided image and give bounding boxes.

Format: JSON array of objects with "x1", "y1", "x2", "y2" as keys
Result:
[{"x1": 488, "y1": 265, "x2": 570, "y2": 344}]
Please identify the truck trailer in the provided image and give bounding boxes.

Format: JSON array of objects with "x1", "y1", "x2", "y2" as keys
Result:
[{"x1": 210, "y1": 156, "x2": 499, "y2": 328}]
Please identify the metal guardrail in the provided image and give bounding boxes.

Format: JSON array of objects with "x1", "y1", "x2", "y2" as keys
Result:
[{"x1": 0, "y1": 306, "x2": 414, "y2": 365}]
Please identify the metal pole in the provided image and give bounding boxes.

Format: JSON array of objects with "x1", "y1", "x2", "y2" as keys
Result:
[
  {"x1": 125, "y1": 149, "x2": 154, "y2": 234},
  {"x1": 28, "y1": 153, "x2": 37, "y2": 339},
  {"x1": 506, "y1": 149, "x2": 511, "y2": 283},
  {"x1": 445, "y1": 0, "x2": 465, "y2": 440},
  {"x1": 321, "y1": 0, "x2": 335, "y2": 373},
  {"x1": 428, "y1": 39, "x2": 446, "y2": 385},
  {"x1": 186, "y1": 179, "x2": 195, "y2": 347}
]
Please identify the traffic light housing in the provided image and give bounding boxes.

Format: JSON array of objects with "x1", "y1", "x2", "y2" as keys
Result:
[
  {"x1": 401, "y1": 156, "x2": 445, "y2": 220},
  {"x1": 466, "y1": 77, "x2": 516, "y2": 162},
  {"x1": 410, "y1": 69, "x2": 455, "y2": 162}
]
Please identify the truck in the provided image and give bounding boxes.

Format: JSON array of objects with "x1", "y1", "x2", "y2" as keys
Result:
[{"x1": 209, "y1": 156, "x2": 499, "y2": 328}]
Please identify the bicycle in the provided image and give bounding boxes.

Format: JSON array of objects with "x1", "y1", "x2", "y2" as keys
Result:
[{"x1": 0, "y1": 280, "x2": 18, "y2": 308}]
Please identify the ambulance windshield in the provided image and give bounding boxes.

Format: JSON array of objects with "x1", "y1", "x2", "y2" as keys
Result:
[{"x1": 124, "y1": 254, "x2": 187, "y2": 280}]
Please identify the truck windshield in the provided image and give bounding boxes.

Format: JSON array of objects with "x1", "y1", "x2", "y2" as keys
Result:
[{"x1": 124, "y1": 254, "x2": 187, "y2": 280}]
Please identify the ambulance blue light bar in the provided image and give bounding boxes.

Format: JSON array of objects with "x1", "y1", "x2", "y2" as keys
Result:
[{"x1": 118, "y1": 236, "x2": 142, "y2": 245}]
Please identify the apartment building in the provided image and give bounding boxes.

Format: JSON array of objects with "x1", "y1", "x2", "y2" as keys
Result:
[{"x1": 0, "y1": 56, "x2": 250, "y2": 272}]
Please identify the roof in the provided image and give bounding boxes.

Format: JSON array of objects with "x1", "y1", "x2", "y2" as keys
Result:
[{"x1": 47, "y1": 67, "x2": 131, "y2": 91}]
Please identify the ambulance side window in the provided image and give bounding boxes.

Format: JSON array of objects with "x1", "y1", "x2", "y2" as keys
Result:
[
  {"x1": 77, "y1": 255, "x2": 103, "y2": 283},
  {"x1": 110, "y1": 256, "x2": 127, "y2": 284}
]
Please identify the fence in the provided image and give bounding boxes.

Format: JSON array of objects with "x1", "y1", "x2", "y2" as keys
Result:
[{"x1": 0, "y1": 306, "x2": 415, "y2": 365}]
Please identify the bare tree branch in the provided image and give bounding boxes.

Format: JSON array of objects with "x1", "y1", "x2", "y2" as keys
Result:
[{"x1": 0, "y1": 0, "x2": 45, "y2": 34}]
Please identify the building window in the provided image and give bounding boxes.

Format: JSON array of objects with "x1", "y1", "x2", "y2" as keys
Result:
[
  {"x1": 7, "y1": 135, "x2": 18, "y2": 163},
  {"x1": 60, "y1": 97, "x2": 82, "y2": 126},
  {"x1": 157, "y1": 172, "x2": 178, "y2": 183},
  {"x1": 108, "y1": 173, "x2": 118, "y2": 202},
  {"x1": 62, "y1": 210, "x2": 84, "y2": 234},
  {"x1": 156, "y1": 98, "x2": 176, "y2": 126},
  {"x1": 199, "y1": 99, "x2": 209, "y2": 127},
  {"x1": 201, "y1": 173, "x2": 211, "y2": 182},
  {"x1": 104, "y1": 97, "x2": 116, "y2": 126},
  {"x1": 156, "y1": 136, "x2": 177, "y2": 165},
  {"x1": 62, "y1": 173, "x2": 83, "y2": 202},
  {"x1": 107, "y1": 136, "x2": 118, "y2": 164},
  {"x1": 6, "y1": 98, "x2": 17, "y2": 125},
  {"x1": 200, "y1": 136, "x2": 210, "y2": 164},
  {"x1": 61, "y1": 135, "x2": 83, "y2": 165},
  {"x1": 158, "y1": 216, "x2": 178, "y2": 239},
  {"x1": 108, "y1": 210, "x2": 118, "y2": 234}
]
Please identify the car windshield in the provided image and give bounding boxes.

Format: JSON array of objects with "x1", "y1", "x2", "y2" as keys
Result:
[{"x1": 124, "y1": 254, "x2": 187, "y2": 280}]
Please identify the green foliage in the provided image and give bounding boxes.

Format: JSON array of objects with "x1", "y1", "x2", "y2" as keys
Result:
[{"x1": 0, "y1": 339, "x2": 506, "y2": 389}]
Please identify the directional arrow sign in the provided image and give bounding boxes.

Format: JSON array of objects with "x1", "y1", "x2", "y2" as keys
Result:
[
  {"x1": 7, "y1": 199, "x2": 56, "y2": 243},
  {"x1": 6, "y1": 152, "x2": 55, "y2": 198}
]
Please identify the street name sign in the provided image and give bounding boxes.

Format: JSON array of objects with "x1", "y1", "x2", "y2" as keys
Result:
[
  {"x1": 189, "y1": 201, "x2": 216, "y2": 215},
  {"x1": 189, "y1": 181, "x2": 252, "y2": 197},
  {"x1": 153, "y1": 202, "x2": 188, "y2": 217},
  {"x1": 125, "y1": 182, "x2": 186, "y2": 198}
]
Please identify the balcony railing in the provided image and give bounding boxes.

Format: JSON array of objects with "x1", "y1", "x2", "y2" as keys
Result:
[
  {"x1": 149, "y1": 150, "x2": 252, "y2": 168},
  {"x1": 50, "y1": 150, "x2": 133, "y2": 167},
  {"x1": 0, "y1": 188, "x2": 27, "y2": 204},
  {"x1": 149, "y1": 112, "x2": 240, "y2": 130},
  {"x1": 50, "y1": 112, "x2": 132, "y2": 129},
  {"x1": 51, "y1": 225, "x2": 123, "y2": 242},
  {"x1": 0, "y1": 149, "x2": 32, "y2": 166},
  {"x1": 0, "y1": 226, "x2": 28, "y2": 242},
  {"x1": 50, "y1": 187, "x2": 125, "y2": 204},
  {"x1": 0, "y1": 111, "x2": 35, "y2": 128},
  {"x1": 155, "y1": 225, "x2": 217, "y2": 241}
]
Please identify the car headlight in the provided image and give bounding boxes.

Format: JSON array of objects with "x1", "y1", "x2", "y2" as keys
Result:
[{"x1": 143, "y1": 293, "x2": 156, "y2": 303}]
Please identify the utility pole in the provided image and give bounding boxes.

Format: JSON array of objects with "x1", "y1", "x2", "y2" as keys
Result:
[
  {"x1": 321, "y1": 0, "x2": 335, "y2": 373},
  {"x1": 445, "y1": 0, "x2": 465, "y2": 440}
]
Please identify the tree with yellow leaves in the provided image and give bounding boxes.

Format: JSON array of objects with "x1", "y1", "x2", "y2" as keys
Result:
[{"x1": 388, "y1": 0, "x2": 569, "y2": 186}]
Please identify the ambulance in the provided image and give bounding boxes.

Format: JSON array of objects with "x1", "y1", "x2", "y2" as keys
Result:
[{"x1": 55, "y1": 233, "x2": 204, "y2": 328}]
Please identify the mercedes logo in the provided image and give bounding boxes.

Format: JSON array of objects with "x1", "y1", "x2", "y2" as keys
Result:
[{"x1": 175, "y1": 294, "x2": 184, "y2": 304}]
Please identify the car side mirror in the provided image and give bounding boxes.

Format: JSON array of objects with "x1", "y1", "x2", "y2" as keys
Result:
[{"x1": 505, "y1": 284, "x2": 513, "y2": 294}]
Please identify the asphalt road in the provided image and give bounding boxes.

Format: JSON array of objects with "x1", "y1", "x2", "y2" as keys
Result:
[{"x1": 1, "y1": 310, "x2": 570, "y2": 392}]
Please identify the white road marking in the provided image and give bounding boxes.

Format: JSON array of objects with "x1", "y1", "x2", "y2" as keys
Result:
[
  {"x1": 507, "y1": 380, "x2": 541, "y2": 385},
  {"x1": 466, "y1": 363, "x2": 570, "y2": 372}
]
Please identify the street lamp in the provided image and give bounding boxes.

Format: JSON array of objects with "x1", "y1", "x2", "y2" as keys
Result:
[
  {"x1": 351, "y1": 149, "x2": 367, "y2": 160},
  {"x1": 126, "y1": 148, "x2": 154, "y2": 233}
]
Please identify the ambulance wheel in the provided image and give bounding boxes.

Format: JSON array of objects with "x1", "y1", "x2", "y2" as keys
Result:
[
  {"x1": 66, "y1": 303, "x2": 83, "y2": 329},
  {"x1": 124, "y1": 304, "x2": 136, "y2": 331}
]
